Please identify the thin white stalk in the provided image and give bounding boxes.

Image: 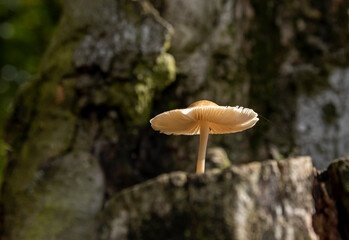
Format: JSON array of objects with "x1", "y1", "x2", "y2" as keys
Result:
[{"x1": 196, "y1": 122, "x2": 209, "y2": 173}]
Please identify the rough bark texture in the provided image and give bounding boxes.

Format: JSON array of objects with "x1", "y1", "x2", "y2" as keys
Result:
[
  {"x1": 312, "y1": 170, "x2": 341, "y2": 240},
  {"x1": 297, "y1": 69, "x2": 349, "y2": 169},
  {"x1": 325, "y1": 158, "x2": 349, "y2": 239},
  {"x1": 312, "y1": 158, "x2": 349, "y2": 240},
  {"x1": 1, "y1": 0, "x2": 349, "y2": 239},
  {"x1": 2, "y1": 0, "x2": 175, "y2": 239},
  {"x1": 99, "y1": 157, "x2": 317, "y2": 240}
]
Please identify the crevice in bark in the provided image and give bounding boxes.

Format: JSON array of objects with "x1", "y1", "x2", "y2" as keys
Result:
[{"x1": 312, "y1": 169, "x2": 342, "y2": 240}]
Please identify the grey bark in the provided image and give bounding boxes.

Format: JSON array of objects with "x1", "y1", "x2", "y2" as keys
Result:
[
  {"x1": 99, "y1": 157, "x2": 318, "y2": 240},
  {"x1": 1, "y1": 0, "x2": 349, "y2": 239}
]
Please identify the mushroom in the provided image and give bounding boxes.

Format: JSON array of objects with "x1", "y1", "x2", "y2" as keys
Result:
[{"x1": 150, "y1": 100, "x2": 259, "y2": 173}]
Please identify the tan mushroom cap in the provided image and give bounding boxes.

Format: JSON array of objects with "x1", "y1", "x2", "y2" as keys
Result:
[{"x1": 150, "y1": 100, "x2": 259, "y2": 135}]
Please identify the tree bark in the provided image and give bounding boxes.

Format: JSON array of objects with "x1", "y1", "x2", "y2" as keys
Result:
[
  {"x1": 99, "y1": 157, "x2": 318, "y2": 240},
  {"x1": 1, "y1": 0, "x2": 348, "y2": 239}
]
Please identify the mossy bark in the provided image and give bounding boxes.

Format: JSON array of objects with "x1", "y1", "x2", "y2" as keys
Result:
[
  {"x1": 1, "y1": 0, "x2": 348, "y2": 239},
  {"x1": 99, "y1": 157, "x2": 318, "y2": 240},
  {"x1": 2, "y1": 0, "x2": 175, "y2": 239}
]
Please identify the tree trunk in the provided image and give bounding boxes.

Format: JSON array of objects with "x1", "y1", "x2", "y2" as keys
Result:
[
  {"x1": 1, "y1": 0, "x2": 348, "y2": 239},
  {"x1": 100, "y1": 157, "x2": 319, "y2": 240}
]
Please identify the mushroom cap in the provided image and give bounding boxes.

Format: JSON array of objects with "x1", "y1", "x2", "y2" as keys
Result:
[{"x1": 150, "y1": 100, "x2": 259, "y2": 135}]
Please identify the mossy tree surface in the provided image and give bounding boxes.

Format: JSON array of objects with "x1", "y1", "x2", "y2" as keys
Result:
[
  {"x1": 1, "y1": 0, "x2": 349, "y2": 239},
  {"x1": 147, "y1": 0, "x2": 349, "y2": 169},
  {"x1": 2, "y1": 0, "x2": 175, "y2": 239},
  {"x1": 99, "y1": 157, "x2": 317, "y2": 240}
]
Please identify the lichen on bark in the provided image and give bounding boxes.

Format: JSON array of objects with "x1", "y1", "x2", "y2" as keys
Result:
[
  {"x1": 2, "y1": 0, "x2": 349, "y2": 239},
  {"x1": 99, "y1": 157, "x2": 317, "y2": 240},
  {"x1": 2, "y1": 0, "x2": 176, "y2": 239}
]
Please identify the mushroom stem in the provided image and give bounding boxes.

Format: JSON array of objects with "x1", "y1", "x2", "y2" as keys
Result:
[{"x1": 196, "y1": 122, "x2": 209, "y2": 173}]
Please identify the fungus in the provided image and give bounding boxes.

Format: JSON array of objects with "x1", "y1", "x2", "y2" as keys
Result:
[{"x1": 150, "y1": 100, "x2": 259, "y2": 173}]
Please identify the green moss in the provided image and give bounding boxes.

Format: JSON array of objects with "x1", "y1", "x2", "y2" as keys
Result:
[
  {"x1": 152, "y1": 53, "x2": 176, "y2": 90},
  {"x1": 24, "y1": 208, "x2": 75, "y2": 240},
  {"x1": 3, "y1": 23, "x2": 79, "y2": 192},
  {"x1": 108, "y1": 82, "x2": 151, "y2": 126},
  {"x1": 27, "y1": 111, "x2": 75, "y2": 160},
  {"x1": 4, "y1": 72, "x2": 77, "y2": 193},
  {"x1": 108, "y1": 52, "x2": 176, "y2": 126},
  {"x1": 25, "y1": 76, "x2": 77, "y2": 166},
  {"x1": 37, "y1": 80, "x2": 62, "y2": 110},
  {"x1": 4, "y1": 151, "x2": 103, "y2": 240},
  {"x1": 6, "y1": 110, "x2": 76, "y2": 192},
  {"x1": 40, "y1": 37, "x2": 78, "y2": 81},
  {"x1": 0, "y1": 140, "x2": 10, "y2": 193}
]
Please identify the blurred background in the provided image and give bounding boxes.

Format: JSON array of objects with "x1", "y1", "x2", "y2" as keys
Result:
[
  {"x1": 0, "y1": 0, "x2": 348, "y2": 197},
  {"x1": 0, "y1": 0, "x2": 348, "y2": 239},
  {"x1": 1, "y1": 0, "x2": 349, "y2": 194},
  {"x1": 0, "y1": 0, "x2": 61, "y2": 185}
]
